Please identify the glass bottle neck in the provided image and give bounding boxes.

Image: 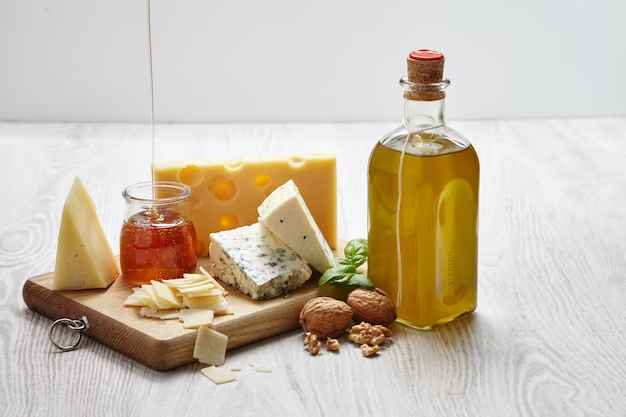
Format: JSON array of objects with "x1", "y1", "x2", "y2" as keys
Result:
[{"x1": 403, "y1": 98, "x2": 446, "y2": 132}]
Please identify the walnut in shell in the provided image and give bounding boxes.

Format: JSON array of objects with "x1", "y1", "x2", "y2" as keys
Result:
[
  {"x1": 347, "y1": 288, "x2": 397, "y2": 326},
  {"x1": 299, "y1": 297, "x2": 353, "y2": 338}
]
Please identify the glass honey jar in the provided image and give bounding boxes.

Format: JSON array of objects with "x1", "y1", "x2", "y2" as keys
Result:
[{"x1": 120, "y1": 181, "x2": 197, "y2": 286}]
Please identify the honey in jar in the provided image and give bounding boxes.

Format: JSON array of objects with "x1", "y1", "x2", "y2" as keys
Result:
[{"x1": 120, "y1": 182, "x2": 197, "y2": 286}]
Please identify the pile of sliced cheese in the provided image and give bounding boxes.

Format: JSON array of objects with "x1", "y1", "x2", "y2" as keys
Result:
[{"x1": 124, "y1": 267, "x2": 232, "y2": 329}]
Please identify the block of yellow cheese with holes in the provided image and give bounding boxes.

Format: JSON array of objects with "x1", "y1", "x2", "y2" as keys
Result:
[{"x1": 154, "y1": 154, "x2": 337, "y2": 257}]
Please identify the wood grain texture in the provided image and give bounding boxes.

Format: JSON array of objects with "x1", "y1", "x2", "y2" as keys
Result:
[
  {"x1": 22, "y1": 255, "x2": 351, "y2": 371},
  {"x1": 1, "y1": 120, "x2": 626, "y2": 417}
]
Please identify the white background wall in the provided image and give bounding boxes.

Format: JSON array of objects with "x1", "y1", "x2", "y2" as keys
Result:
[{"x1": 1, "y1": 0, "x2": 625, "y2": 123}]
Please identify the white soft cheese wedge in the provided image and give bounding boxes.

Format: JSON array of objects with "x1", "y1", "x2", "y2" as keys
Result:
[
  {"x1": 258, "y1": 179, "x2": 335, "y2": 273},
  {"x1": 53, "y1": 177, "x2": 120, "y2": 290},
  {"x1": 200, "y1": 366, "x2": 237, "y2": 385},
  {"x1": 194, "y1": 326, "x2": 228, "y2": 366},
  {"x1": 209, "y1": 223, "x2": 312, "y2": 300}
]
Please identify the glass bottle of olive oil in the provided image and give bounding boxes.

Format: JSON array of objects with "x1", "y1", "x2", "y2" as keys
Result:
[{"x1": 368, "y1": 50, "x2": 479, "y2": 330}]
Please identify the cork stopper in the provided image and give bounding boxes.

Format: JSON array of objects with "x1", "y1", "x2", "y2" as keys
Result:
[{"x1": 404, "y1": 49, "x2": 445, "y2": 101}]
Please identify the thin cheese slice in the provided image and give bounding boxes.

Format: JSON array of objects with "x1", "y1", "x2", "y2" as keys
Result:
[
  {"x1": 193, "y1": 326, "x2": 228, "y2": 366},
  {"x1": 184, "y1": 295, "x2": 229, "y2": 312},
  {"x1": 165, "y1": 276, "x2": 211, "y2": 286},
  {"x1": 253, "y1": 366, "x2": 272, "y2": 373},
  {"x1": 183, "y1": 273, "x2": 210, "y2": 281},
  {"x1": 139, "y1": 307, "x2": 180, "y2": 320},
  {"x1": 141, "y1": 285, "x2": 171, "y2": 310},
  {"x1": 200, "y1": 366, "x2": 236, "y2": 385},
  {"x1": 200, "y1": 267, "x2": 228, "y2": 295},
  {"x1": 229, "y1": 362, "x2": 243, "y2": 372},
  {"x1": 167, "y1": 280, "x2": 212, "y2": 290},
  {"x1": 178, "y1": 289, "x2": 223, "y2": 298},
  {"x1": 178, "y1": 283, "x2": 215, "y2": 294},
  {"x1": 124, "y1": 289, "x2": 157, "y2": 308},
  {"x1": 216, "y1": 308, "x2": 235, "y2": 316},
  {"x1": 124, "y1": 296, "x2": 152, "y2": 308},
  {"x1": 151, "y1": 281, "x2": 184, "y2": 308},
  {"x1": 179, "y1": 309, "x2": 214, "y2": 328}
]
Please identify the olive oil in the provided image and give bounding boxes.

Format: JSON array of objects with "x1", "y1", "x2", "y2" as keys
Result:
[
  {"x1": 368, "y1": 133, "x2": 479, "y2": 329},
  {"x1": 367, "y1": 50, "x2": 480, "y2": 329}
]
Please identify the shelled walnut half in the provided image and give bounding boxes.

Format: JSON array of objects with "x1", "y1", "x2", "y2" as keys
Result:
[
  {"x1": 347, "y1": 322, "x2": 392, "y2": 346},
  {"x1": 304, "y1": 332, "x2": 321, "y2": 355},
  {"x1": 360, "y1": 344, "x2": 381, "y2": 357},
  {"x1": 326, "y1": 337, "x2": 340, "y2": 352}
]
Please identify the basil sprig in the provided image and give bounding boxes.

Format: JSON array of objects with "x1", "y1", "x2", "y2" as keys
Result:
[{"x1": 319, "y1": 239, "x2": 374, "y2": 289}]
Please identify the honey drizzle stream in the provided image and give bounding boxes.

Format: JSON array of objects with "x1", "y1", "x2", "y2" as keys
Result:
[{"x1": 146, "y1": 0, "x2": 156, "y2": 200}]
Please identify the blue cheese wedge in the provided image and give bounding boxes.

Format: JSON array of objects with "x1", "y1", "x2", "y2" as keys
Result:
[
  {"x1": 209, "y1": 223, "x2": 312, "y2": 300},
  {"x1": 258, "y1": 179, "x2": 335, "y2": 273}
]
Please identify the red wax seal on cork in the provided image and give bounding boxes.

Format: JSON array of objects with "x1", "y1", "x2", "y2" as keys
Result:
[
  {"x1": 409, "y1": 49, "x2": 444, "y2": 61},
  {"x1": 405, "y1": 49, "x2": 446, "y2": 101}
]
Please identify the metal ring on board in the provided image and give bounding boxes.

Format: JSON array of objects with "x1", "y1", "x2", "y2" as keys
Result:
[{"x1": 49, "y1": 316, "x2": 89, "y2": 352}]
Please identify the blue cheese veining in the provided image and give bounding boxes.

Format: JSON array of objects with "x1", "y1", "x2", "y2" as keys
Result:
[{"x1": 208, "y1": 223, "x2": 312, "y2": 300}]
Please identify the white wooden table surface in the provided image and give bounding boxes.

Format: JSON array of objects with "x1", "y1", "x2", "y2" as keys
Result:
[{"x1": 1, "y1": 119, "x2": 625, "y2": 417}]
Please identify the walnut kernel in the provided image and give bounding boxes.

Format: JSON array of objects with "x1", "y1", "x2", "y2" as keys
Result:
[
  {"x1": 304, "y1": 332, "x2": 321, "y2": 355},
  {"x1": 326, "y1": 337, "x2": 340, "y2": 352},
  {"x1": 347, "y1": 322, "x2": 389, "y2": 346},
  {"x1": 360, "y1": 344, "x2": 381, "y2": 357},
  {"x1": 374, "y1": 325, "x2": 392, "y2": 337}
]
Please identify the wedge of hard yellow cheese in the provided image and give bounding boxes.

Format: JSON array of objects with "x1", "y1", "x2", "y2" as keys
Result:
[
  {"x1": 154, "y1": 154, "x2": 337, "y2": 257},
  {"x1": 53, "y1": 177, "x2": 119, "y2": 290}
]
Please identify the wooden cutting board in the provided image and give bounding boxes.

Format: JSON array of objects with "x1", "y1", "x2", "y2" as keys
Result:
[{"x1": 22, "y1": 246, "x2": 351, "y2": 371}]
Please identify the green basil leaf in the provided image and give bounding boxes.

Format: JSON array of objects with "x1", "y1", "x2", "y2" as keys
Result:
[
  {"x1": 351, "y1": 255, "x2": 367, "y2": 268},
  {"x1": 346, "y1": 274, "x2": 375, "y2": 289},
  {"x1": 344, "y1": 239, "x2": 368, "y2": 258},
  {"x1": 318, "y1": 265, "x2": 357, "y2": 286},
  {"x1": 340, "y1": 265, "x2": 357, "y2": 273},
  {"x1": 332, "y1": 274, "x2": 352, "y2": 284},
  {"x1": 337, "y1": 258, "x2": 352, "y2": 266},
  {"x1": 318, "y1": 267, "x2": 345, "y2": 286},
  {"x1": 343, "y1": 239, "x2": 368, "y2": 267}
]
